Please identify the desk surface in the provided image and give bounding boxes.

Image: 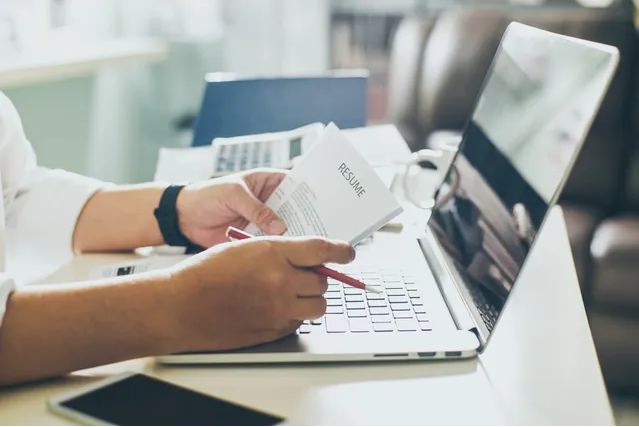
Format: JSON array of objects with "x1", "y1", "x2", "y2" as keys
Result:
[{"x1": 0, "y1": 125, "x2": 613, "y2": 425}]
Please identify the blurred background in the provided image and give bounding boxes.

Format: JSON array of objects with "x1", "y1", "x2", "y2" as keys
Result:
[{"x1": 0, "y1": 0, "x2": 630, "y2": 184}]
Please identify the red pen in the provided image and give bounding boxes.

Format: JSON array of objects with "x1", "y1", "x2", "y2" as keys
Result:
[{"x1": 225, "y1": 226, "x2": 382, "y2": 294}]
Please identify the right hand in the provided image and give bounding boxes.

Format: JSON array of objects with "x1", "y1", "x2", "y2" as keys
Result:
[{"x1": 169, "y1": 236, "x2": 355, "y2": 352}]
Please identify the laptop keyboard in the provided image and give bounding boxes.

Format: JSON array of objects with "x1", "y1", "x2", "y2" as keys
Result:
[
  {"x1": 467, "y1": 283, "x2": 499, "y2": 332},
  {"x1": 297, "y1": 268, "x2": 433, "y2": 335}
]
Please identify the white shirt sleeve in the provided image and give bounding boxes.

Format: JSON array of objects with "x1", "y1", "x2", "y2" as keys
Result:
[
  {"x1": 0, "y1": 91, "x2": 106, "y2": 327},
  {"x1": 6, "y1": 168, "x2": 106, "y2": 267},
  {"x1": 0, "y1": 274, "x2": 15, "y2": 326}
]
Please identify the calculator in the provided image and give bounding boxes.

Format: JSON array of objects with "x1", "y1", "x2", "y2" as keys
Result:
[{"x1": 211, "y1": 123, "x2": 325, "y2": 175}]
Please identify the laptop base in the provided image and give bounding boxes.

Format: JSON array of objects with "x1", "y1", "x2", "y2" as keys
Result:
[{"x1": 156, "y1": 330, "x2": 479, "y2": 364}]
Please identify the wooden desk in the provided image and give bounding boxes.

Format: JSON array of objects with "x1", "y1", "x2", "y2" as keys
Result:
[{"x1": 0, "y1": 126, "x2": 613, "y2": 425}]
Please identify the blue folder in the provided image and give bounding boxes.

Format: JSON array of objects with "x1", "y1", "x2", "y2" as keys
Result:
[{"x1": 191, "y1": 72, "x2": 369, "y2": 147}]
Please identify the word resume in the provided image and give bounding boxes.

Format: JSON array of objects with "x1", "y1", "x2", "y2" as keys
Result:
[{"x1": 245, "y1": 123, "x2": 403, "y2": 244}]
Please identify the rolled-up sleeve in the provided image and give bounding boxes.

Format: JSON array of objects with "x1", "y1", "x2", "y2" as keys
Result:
[
  {"x1": 0, "y1": 91, "x2": 108, "y2": 331},
  {"x1": 1, "y1": 91, "x2": 106, "y2": 276},
  {"x1": 0, "y1": 274, "x2": 14, "y2": 328},
  {"x1": 5, "y1": 168, "x2": 104, "y2": 266}
]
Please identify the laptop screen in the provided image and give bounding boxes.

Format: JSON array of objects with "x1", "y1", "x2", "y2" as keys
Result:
[{"x1": 427, "y1": 23, "x2": 618, "y2": 338}]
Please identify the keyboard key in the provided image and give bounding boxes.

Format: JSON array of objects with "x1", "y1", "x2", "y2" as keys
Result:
[
  {"x1": 369, "y1": 307, "x2": 390, "y2": 315},
  {"x1": 325, "y1": 291, "x2": 342, "y2": 299},
  {"x1": 382, "y1": 276, "x2": 402, "y2": 282},
  {"x1": 373, "y1": 323, "x2": 395, "y2": 332},
  {"x1": 411, "y1": 298, "x2": 424, "y2": 306},
  {"x1": 371, "y1": 314, "x2": 393, "y2": 323},
  {"x1": 384, "y1": 282, "x2": 404, "y2": 289},
  {"x1": 311, "y1": 317, "x2": 324, "y2": 325},
  {"x1": 390, "y1": 303, "x2": 411, "y2": 311},
  {"x1": 302, "y1": 320, "x2": 310, "y2": 325},
  {"x1": 406, "y1": 284, "x2": 419, "y2": 292},
  {"x1": 368, "y1": 300, "x2": 387, "y2": 308},
  {"x1": 366, "y1": 293, "x2": 385, "y2": 300},
  {"x1": 396, "y1": 318, "x2": 419, "y2": 331},
  {"x1": 326, "y1": 306, "x2": 344, "y2": 314},
  {"x1": 348, "y1": 310, "x2": 367, "y2": 318},
  {"x1": 299, "y1": 324, "x2": 312, "y2": 334},
  {"x1": 327, "y1": 284, "x2": 341, "y2": 292},
  {"x1": 362, "y1": 273, "x2": 380, "y2": 280},
  {"x1": 365, "y1": 285, "x2": 383, "y2": 293},
  {"x1": 419, "y1": 322, "x2": 432, "y2": 331},
  {"x1": 386, "y1": 289, "x2": 406, "y2": 296},
  {"x1": 327, "y1": 299, "x2": 344, "y2": 307},
  {"x1": 389, "y1": 295, "x2": 409, "y2": 304},
  {"x1": 403, "y1": 276, "x2": 416, "y2": 284},
  {"x1": 346, "y1": 301, "x2": 366, "y2": 310},
  {"x1": 328, "y1": 278, "x2": 340, "y2": 285},
  {"x1": 408, "y1": 291, "x2": 420, "y2": 299},
  {"x1": 349, "y1": 317, "x2": 372, "y2": 333},
  {"x1": 416, "y1": 314, "x2": 429, "y2": 322},
  {"x1": 345, "y1": 295, "x2": 364, "y2": 303},
  {"x1": 363, "y1": 279, "x2": 382, "y2": 286},
  {"x1": 393, "y1": 311, "x2": 414, "y2": 319},
  {"x1": 413, "y1": 306, "x2": 427, "y2": 314},
  {"x1": 344, "y1": 288, "x2": 363, "y2": 296},
  {"x1": 325, "y1": 314, "x2": 348, "y2": 333}
]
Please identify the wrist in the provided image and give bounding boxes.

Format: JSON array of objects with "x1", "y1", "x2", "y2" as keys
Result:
[
  {"x1": 154, "y1": 185, "x2": 202, "y2": 251},
  {"x1": 175, "y1": 186, "x2": 191, "y2": 240},
  {"x1": 135, "y1": 270, "x2": 195, "y2": 355},
  {"x1": 164, "y1": 250, "x2": 229, "y2": 351}
]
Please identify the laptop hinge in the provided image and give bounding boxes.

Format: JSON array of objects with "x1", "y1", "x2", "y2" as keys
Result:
[
  {"x1": 418, "y1": 230, "x2": 488, "y2": 347},
  {"x1": 468, "y1": 326, "x2": 486, "y2": 352}
]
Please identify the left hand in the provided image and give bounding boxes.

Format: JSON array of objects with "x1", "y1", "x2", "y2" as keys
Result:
[{"x1": 176, "y1": 169, "x2": 287, "y2": 248}]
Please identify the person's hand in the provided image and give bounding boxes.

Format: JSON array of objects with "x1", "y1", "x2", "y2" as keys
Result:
[
  {"x1": 176, "y1": 169, "x2": 287, "y2": 248},
  {"x1": 170, "y1": 236, "x2": 355, "y2": 352}
]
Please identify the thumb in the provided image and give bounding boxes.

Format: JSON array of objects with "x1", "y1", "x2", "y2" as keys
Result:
[{"x1": 231, "y1": 189, "x2": 286, "y2": 235}]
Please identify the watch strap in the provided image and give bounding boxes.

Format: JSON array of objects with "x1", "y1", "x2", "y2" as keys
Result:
[{"x1": 153, "y1": 185, "x2": 193, "y2": 248}]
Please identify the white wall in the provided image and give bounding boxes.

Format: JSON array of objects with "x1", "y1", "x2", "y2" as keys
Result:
[
  {"x1": 223, "y1": 0, "x2": 329, "y2": 75},
  {"x1": 3, "y1": 0, "x2": 330, "y2": 184},
  {"x1": 3, "y1": 0, "x2": 225, "y2": 183}
]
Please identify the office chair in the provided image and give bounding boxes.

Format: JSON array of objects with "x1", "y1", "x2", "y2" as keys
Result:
[{"x1": 191, "y1": 71, "x2": 369, "y2": 147}]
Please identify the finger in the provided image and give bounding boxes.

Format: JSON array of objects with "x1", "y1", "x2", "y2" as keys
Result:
[
  {"x1": 245, "y1": 170, "x2": 288, "y2": 200},
  {"x1": 242, "y1": 321, "x2": 301, "y2": 350},
  {"x1": 267, "y1": 321, "x2": 302, "y2": 342},
  {"x1": 284, "y1": 320, "x2": 303, "y2": 334},
  {"x1": 288, "y1": 269, "x2": 329, "y2": 297},
  {"x1": 229, "y1": 186, "x2": 286, "y2": 235},
  {"x1": 281, "y1": 237, "x2": 355, "y2": 267},
  {"x1": 290, "y1": 297, "x2": 327, "y2": 321}
]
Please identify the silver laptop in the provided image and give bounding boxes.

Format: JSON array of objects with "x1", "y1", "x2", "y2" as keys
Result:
[{"x1": 157, "y1": 22, "x2": 619, "y2": 364}]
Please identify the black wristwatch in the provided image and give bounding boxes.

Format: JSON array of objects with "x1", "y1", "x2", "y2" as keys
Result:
[{"x1": 153, "y1": 185, "x2": 205, "y2": 253}]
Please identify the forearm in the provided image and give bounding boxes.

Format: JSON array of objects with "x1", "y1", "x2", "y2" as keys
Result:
[
  {"x1": 0, "y1": 271, "x2": 186, "y2": 386},
  {"x1": 73, "y1": 184, "x2": 168, "y2": 252}
]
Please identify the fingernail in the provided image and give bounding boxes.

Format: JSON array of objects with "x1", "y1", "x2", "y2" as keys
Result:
[
  {"x1": 349, "y1": 245, "x2": 356, "y2": 261},
  {"x1": 269, "y1": 219, "x2": 286, "y2": 235}
]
